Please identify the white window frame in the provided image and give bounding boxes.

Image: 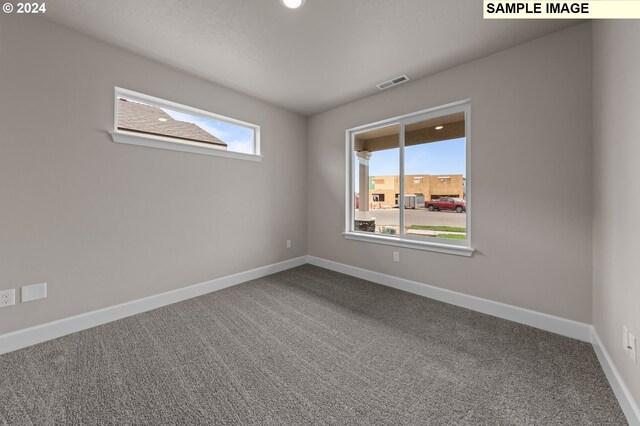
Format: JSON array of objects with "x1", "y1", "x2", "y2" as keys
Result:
[
  {"x1": 110, "y1": 87, "x2": 262, "y2": 161},
  {"x1": 344, "y1": 99, "x2": 474, "y2": 257}
]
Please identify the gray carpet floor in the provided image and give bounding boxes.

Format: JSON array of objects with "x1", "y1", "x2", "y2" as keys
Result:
[{"x1": 0, "y1": 265, "x2": 627, "y2": 425}]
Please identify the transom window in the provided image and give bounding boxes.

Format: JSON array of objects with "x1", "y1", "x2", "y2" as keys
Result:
[
  {"x1": 111, "y1": 88, "x2": 261, "y2": 161},
  {"x1": 345, "y1": 100, "x2": 473, "y2": 256}
]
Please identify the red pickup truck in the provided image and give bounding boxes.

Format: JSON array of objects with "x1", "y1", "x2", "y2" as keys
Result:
[{"x1": 425, "y1": 197, "x2": 466, "y2": 213}]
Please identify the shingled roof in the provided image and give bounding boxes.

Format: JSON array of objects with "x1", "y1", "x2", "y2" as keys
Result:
[{"x1": 117, "y1": 99, "x2": 227, "y2": 148}]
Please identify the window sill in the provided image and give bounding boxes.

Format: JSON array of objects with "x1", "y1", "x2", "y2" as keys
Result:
[
  {"x1": 343, "y1": 232, "x2": 474, "y2": 257},
  {"x1": 110, "y1": 131, "x2": 263, "y2": 162}
]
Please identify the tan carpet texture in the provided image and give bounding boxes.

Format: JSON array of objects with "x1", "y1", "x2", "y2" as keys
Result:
[{"x1": 0, "y1": 265, "x2": 627, "y2": 425}]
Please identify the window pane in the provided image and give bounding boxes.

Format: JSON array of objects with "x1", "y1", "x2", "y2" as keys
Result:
[
  {"x1": 353, "y1": 124, "x2": 400, "y2": 235},
  {"x1": 117, "y1": 97, "x2": 256, "y2": 155},
  {"x1": 403, "y1": 112, "x2": 467, "y2": 241}
]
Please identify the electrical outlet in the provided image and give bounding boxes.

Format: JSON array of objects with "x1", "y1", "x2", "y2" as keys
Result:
[
  {"x1": 629, "y1": 333, "x2": 636, "y2": 364},
  {"x1": 0, "y1": 289, "x2": 16, "y2": 308},
  {"x1": 624, "y1": 325, "x2": 630, "y2": 354},
  {"x1": 286, "y1": 240, "x2": 292, "y2": 249},
  {"x1": 393, "y1": 251, "x2": 400, "y2": 262}
]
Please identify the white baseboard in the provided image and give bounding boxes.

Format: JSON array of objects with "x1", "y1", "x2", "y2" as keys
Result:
[
  {"x1": 0, "y1": 255, "x2": 591, "y2": 355},
  {"x1": 592, "y1": 329, "x2": 640, "y2": 426},
  {"x1": 306, "y1": 256, "x2": 592, "y2": 342},
  {"x1": 0, "y1": 256, "x2": 307, "y2": 356}
]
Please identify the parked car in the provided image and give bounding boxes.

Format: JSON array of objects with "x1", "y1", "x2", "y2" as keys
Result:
[{"x1": 425, "y1": 197, "x2": 466, "y2": 213}]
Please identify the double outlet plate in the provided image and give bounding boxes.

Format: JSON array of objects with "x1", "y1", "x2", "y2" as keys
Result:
[{"x1": 0, "y1": 283, "x2": 47, "y2": 309}]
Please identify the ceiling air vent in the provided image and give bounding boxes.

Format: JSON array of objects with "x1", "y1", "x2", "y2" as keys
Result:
[{"x1": 376, "y1": 74, "x2": 410, "y2": 91}]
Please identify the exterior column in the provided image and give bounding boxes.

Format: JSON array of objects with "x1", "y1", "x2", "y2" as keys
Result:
[
  {"x1": 355, "y1": 151, "x2": 375, "y2": 231},
  {"x1": 356, "y1": 151, "x2": 372, "y2": 219}
]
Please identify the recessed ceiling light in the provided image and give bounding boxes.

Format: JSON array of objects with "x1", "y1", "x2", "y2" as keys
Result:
[
  {"x1": 280, "y1": 0, "x2": 305, "y2": 9},
  {"x1": 435, "y1": 126, "x2": 444, "y2": 130},
  {"x1": 158, "y1": 118, "x2": 168, "y2": 122}
]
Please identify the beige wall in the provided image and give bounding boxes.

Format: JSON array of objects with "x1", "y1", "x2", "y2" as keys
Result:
[
  {"x1": 0, "y1": 17, "x2": 308, "y2": 334},
  {"x1": 308, "y1": 23, "x2": 593, "y2": 323},
  {"x1": 593, "y1": 20, "x2": 640, "y2": 405}
]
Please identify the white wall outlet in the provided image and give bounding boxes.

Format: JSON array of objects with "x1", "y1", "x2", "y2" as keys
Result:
[
  {"x1": 624, "y1": 325, "x2": 630, "y2": 354},
  {"x1": 0, "y1": 289, "x2": 16, "y2": 308},
  {"x1": 286, "y1": 240, "x2": 292, "y2": 249},
  {"x1": 393, "y1": 251, "x2": 400, "y2": 262},
  {"x1": 629, "y1": 333, "x2": 636, "y2": 364},
  {"x1": 21, "y1": 282, "x2": 47, "y2": 303}
]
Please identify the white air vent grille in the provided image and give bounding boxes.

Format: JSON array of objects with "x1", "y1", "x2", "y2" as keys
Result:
[{"x1": 376, "y1": 74, "x2": 410, "y2": 91}]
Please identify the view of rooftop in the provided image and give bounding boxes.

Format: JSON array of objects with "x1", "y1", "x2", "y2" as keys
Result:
[{"x1": 117, "y1": 99, "x2": 227, "y2": 148}]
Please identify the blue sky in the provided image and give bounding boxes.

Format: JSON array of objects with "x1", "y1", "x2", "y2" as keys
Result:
[
  {"x1": 354, "y1": 138, "x2": 465, "y2": 190},
  {"x1": 369, "y1": 138, "x2": 466, "y2": 176},
  {"x1": 163, "y1": 109, "x2": 255, "y2": 154}
]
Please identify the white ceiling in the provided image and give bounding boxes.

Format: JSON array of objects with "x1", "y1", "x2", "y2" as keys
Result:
[{"x1": 44, "y1": 1, "x2": 580, "y2": 116}]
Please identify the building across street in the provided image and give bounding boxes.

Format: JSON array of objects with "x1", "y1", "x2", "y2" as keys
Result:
[{"x1": 366, "y1": 174, "x2": 465, "y2": 208}]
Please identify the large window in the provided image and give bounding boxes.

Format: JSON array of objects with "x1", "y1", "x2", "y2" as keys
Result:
[
  {"x1": 111, "y1": 88, "x2": 261, "y2": 161},
  {"x1": 345, "y1": 101, "x2": 472, "y2": 256}
]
